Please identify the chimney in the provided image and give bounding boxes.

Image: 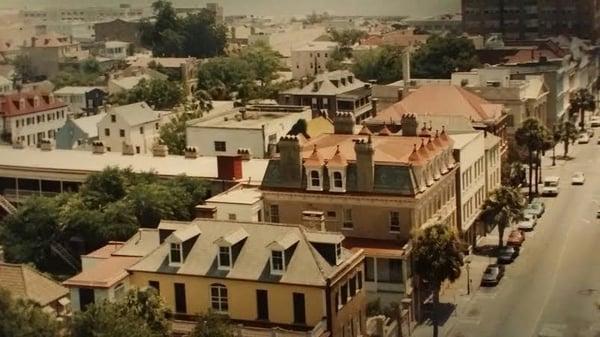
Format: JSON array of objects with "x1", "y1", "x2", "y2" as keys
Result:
[
  {"x1": 92, "y1": 141, "x2": 105, "y2": 154},
  {"x1": 302, "y1": 210, "x2": 326, "y2": 231},
  {"x1": 354, "y1": 136, "x2": 374, "y2": 192},
  {"x1": 122, "y1": 142, "x2": 134, "y2": 155},
  {"x1": 194, "y1": 205, "x2": 217, "y2": 219},
  {"x1": 237, "y1": 148, "x2": 252, "y2": 160},
  {"x1": 184, "y1": 146, "x2": 198, "y2": 159},
  {"x1": 333, "y1": 111, "x2": 355, "y2": 134},
  {"x1": 217, "y1": 155, "x2": 243, "y2": 180},
  {"x1": 402, "y1": 49, "x2": 411, "y2": 98},
  {"x1": 152, "y1": 143, "x2": 168, "y2": 157},
  {"x1": 278, "y1": 135, "x2": 303, "y2": 187},
  {"x1": 400, "y1": 113, "x2": 418, "y2": 136},
  {"x1": 371, "y1": 98, "x2": 379, "y2": 118}
]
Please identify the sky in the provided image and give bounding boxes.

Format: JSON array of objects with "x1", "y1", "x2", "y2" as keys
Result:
[{"x1": 1, "y1": 0, "x2": 460, "y2": 17}]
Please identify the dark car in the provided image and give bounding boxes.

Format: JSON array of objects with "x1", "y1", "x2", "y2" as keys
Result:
[
  {"x1": 506, "y1": 229, "x2": 525, "y2": 247},
  {"x1": 497, "y1": 246, "x2": 519, "y2": 264},
  {"x1": 481, "y1": 264, "x2": 505, "y2": 286}
]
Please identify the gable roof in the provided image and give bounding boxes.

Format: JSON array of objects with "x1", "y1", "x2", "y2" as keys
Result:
[
  {"x1": 0, "y1": 91, "x2": 67, "y2": 117},
  {"x1": 129, "y1": 220, "x2": 359, "y2": 287},
  {"x1": 71, "y1": 113, "x2": 105, "y2": 137},
  {"x1": 107, "y1": 102, "x2": 160, "y2": 126},
  {"x1": 282, "y1": 70, "x2": 366, "y2": 96},
  {"x1": 375, "y1": 85, "x2": 504, "y2": 124},
  {"x1": 54, "y1": 86, "x2": 106, "y2": 95},
  {"x1": 0, "y1": 263, "x2": 68, "y2": 306}
]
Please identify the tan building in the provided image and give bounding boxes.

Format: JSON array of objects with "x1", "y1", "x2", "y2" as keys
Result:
[
  {"x1": 23, "y1": 32, "x2": 88, "y2": 79},
  {"x1": 261, "y1": 113, "x2": 459, "y2": 322},
  {"x1": 128, "y1": 219, "x2": 366, "y2": 337}
]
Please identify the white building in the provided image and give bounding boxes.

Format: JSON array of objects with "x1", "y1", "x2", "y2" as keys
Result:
[
  {"x1": 290, "y1": 41, "x2": 338, "y2": 79},
  {"x1": 53, "y1": 86, "x2": 107, "y2": 116},
  {"x1": 450, "y1": 132, "x2": 486, "y2": 246},
  {"x1": 0, "y1": 75, "x2": 12, "y2": 95},
  {"x1": 186, "y1": 104, "x2": 312, "y2": 158},
  {"x1": 97, "y1": 102, "x2": 169, "y2": 154},
  {"x1": 0, "y1": 90, "x2": 70, "y2": 146},
  {"x1": 101, "y1": 41, "x2": 129, "y2": 60},
  {"x1": 204, "y1": 184, "x2": 263, "y2": 222}
]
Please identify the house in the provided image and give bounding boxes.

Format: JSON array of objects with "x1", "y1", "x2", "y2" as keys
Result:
[
  {"x1": 279, "y1": 70, "x2": 374, "y2": 122},
  {"x1": 94, "y1": 19, "x2": 142, "y2": 47},
  {"x1": 0, "y1": 38, "x2": 21, "y2": 62},
  {"x1": 23, "y1": 32, "x2": 88, "y2": 79},
  {"x1": 0, "y1": 90, "x2": 70, "y2": 146},
  {"x1": 0, "y1": 262, "x2": 70, "y2": 316},
  {"x1": 97, "y1": 102, "x2": 168, "y2": 154},
  {"x1": 127, "y1": 219, "x2": 367, "y2": 337},
  {"x1": 55, "y1": 113, "x2": 105, "y2": 150},
  {"x1": 360, "y1": 28, "x2": 429, "y2": 50},
  {"x1": 63, "y1": 230, "x2": 159, "y2": 311},
  {"x1": 186, "y1": 104, "x2": 312, "y2": 158},
  {"x1": 107, "y1": 67, "x2": 167, "y2": 95},
  {"x1": 203, "y1": 184, "x2": 263, "y2": 222},
  {"x1": 290, "y1": 41, "x2": 338, "y2": 79},
  {"x1": 128, "y1": 57, "x2": 200, "y2": 95},
  {"x1": 101, "y1": 41, "x2": 130, "y2": 60},
  {"x1": 53, "y1": 86, "x2": 107, "y2": 116},
  {"x1": 0, "y1": 75, "x2": 12, "y2": 95},
  {"x1": 260, "y1": 113, "x2": 459, "y2": 324}
]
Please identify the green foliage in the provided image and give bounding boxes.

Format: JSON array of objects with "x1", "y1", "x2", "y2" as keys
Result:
[
  {"x1": 288, "y1": 119, "x2": 308, "y2": 137},
  {"x1": 0, "y1": 288, "x2": 60, "y2": 337},
  {"x1": 191, "y1": 312, "x2": 235, "y2": 337},
  {"x1": 555, "y1": 120, "x2": 578, "y2": 157},
  {"x1": 110, "y1": 78, "x2": 184, "y2": 110},
  {"x1": 240, "y1": 41, "x2": 281, "y2": 86},
  {"x1": 481, "y1": 187, "x2": 524, "y2": 247},
  {"x1": 121, "y1": 288, "x2": 171, "y2": 336},
  {"x1": 352, "y1": 46, "x2": 404, "y2": 84},
  {"x1": 412, "y1": 35, "x2": 480, "y2": 79},
  {"x1": 52, "y1": 58, "x2": 105, "y2": 89},
  {"x1": 140, "y1": 0, "x2": 226, "y2": 58},
  {"x1": 71, "y1": 300, "x2": 160, "y2": 337},
  {"x1": 569, "y1": 88, "x2": 596, "y2": 130},
  {"x1": 330, "y1": 29, "x2": 366, "y2": 49},
  {"x1": 159, "y1": 111, "x2": 202, "y2": 155},
  {"x1": 80, "y1": 166, "x2": 127, "y2": 207},
  {"x1": 11, "y1": 54, "x2": 35, "y2": 83},
  {"x1": 515, "y1": 118, "x2": 548, "y2": 199},
  {"x1": 148, "y1": 60, "x2": 181, "y2": 81}
]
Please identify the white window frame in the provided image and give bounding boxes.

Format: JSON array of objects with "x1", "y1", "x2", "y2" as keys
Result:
[
  {"x1": 210, "y1": 284, "x2": 229, "y2": 313},
  {"x1": 270, "y1": 205, "x2": 280, "y2": 223},
  {"x1": 335, "y1": 243, "x2": 342, "y2": 264},
  {"x1": 217, "y1": 246, "x2": 232, "y2": 270},
  {"x1": 329, "y1": 170, "x2": 346, "y2": 192},
  {"x1": 169, "y1": 242, "x2": 183, "y2": 266},
  {"x1": 389, "y1": 211, "x2": 401, "y2": 233},
  {"x1": 270, "y1": 250, "x2": 285, "y2": 274},
  {"x1": 306, "y1": 168, "x2": 323, "y2": 191}
]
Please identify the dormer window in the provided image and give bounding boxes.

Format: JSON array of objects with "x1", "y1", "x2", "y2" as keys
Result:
[
  {"x1": 333, "y1": 172, "x2": 343, "y2": 188},
  {"x1": 335, "y1": 243, "x2": 342, "y2": 263},
  {"x1": 271, "y1": 250, "x2": 285, "y2": 274},
  {"x1": 218, "y1": 246, "x2": 232, "y2": 270},
  {"x1": 327, "y1": 146, "x2": 348, "y2": 193},
  {"x1": 310, "y1": 170, "x2": 321, "y2": 188},
  {"x1": 170, "y1": 243, "x2": 182, "y2": 265}
]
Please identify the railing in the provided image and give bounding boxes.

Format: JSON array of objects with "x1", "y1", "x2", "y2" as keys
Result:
[
  {"x1": 3, "y1": 189, "x2": 59, "y2": 201},
  {"x1": 236, "y1": 320, "x2": 327, "y2": 337},
  {"x1": 0, "y1": 194, "x2": 16, "y2": 214},
  {"x1": 50, "y1": 242, "x2": 81, "y2": 272},
  {"x1": 366, "y1": 316, "x2": 398, "y2": 337}
]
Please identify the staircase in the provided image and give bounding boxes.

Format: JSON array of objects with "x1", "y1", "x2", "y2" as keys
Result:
[
  {"x1": 0, "y1": 194, "x2": 16, "y2": 214},
  {"x1": 50, "y1": 243, "x2": 81, "y2": 272}
]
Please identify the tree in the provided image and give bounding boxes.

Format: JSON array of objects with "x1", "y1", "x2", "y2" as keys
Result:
[
  {"x1": 412, "y1": 224, "x2": 463, "y2": 337},
  {"x1": 121, "y1": 288, "x2": 171, "y2": 336},
  {"x1": 197, "y1": 57, "x2": 254, "y2": 100},
  {"x1": 80, "y1": 167, "x2": 127, "y2": 208},
  {"x1": 191, "y1": 312, "x2": 235, "y2": 337},
  {"x1": 52, "y1": 58, "x2": 105, "y2": 89},
  {"x1": 352, "y1": 46, "x2": 404, "y2": 84},
  {"x1": 481, "y1": 187, "x2": 524, "y2": 248},
  {"x1": 114, "y1": 78, "x2": 184, "y2": 110},
  {"x1": 11, "y1": 54, "x2": 35, "y2": 83},
  {"x1": 330, "y1": 29, "x2": 366, "y2": 51},
  {"x1": 181, "y1": 10, "x2": 227, "y2": 58},
  {"x1": 288, "y1": 119, "x2": 308, "y2": 137},
  {"x1": 515, "y1": 118, "x2": 545, "y2": 201},
  {"x1": 0, "y1": 288, "x2": 60, "y2": 337},
  {"x1": 412, "y1": 35, "x2": 480, "y2": 79},
  {"x1": 128, "y1": 183, "x2": 178, "y2": 227},
  {"x1": 240, "y1": 41, "x2": 280, "y2": 87},
  {"x1": 569, "y1": 88, "x2": 596, "y2": 131},
  {"x1": 159, "y1": 111, "x2": 202, "y2": 155},
  {"x1": 555, "y1": 119, "x2": 578, "y2": 158}
]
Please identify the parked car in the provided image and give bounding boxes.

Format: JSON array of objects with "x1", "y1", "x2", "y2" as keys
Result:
[
  {"x1": 507, "y1": 229, "x2": 525, "y2": 247},
  {"x1": 571, "y1": 171, "x2": 585, "y2": 185},
  {"x1": 578, "y1": 133, "x2": 590, "y2": 144},
  {"x1": 531, "y1": 198, "x2": 545, "y2": 214},
  {"x1": 591, "y1": 116, "x2": 600, "y2": 127},
  {"x1": 517, "y1": 213, "x2": 538, "y2": 231},
  {"x1": 497, "y1": 246, "x2": 520, "y2": 264},
  {"x1": 525, "y1": 203, "x2": 544, "y2": 218},
  {"x1": 481, "y1": 264, "x2": 505, "y2": 286},
  {"x1": 542, "y1": 176, "x2": 560, "y2": 196},
  {"x1": 588, "y1": 128, "x2": 595, "y2": 138}
]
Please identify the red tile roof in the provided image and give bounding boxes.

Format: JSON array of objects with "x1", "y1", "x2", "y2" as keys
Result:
[
  {"x1": 0, "y1": 91, "x2": 67, "y2": 117},
  {"x1": 30, "y1": 32, "x2": 74, "y2": 48}
]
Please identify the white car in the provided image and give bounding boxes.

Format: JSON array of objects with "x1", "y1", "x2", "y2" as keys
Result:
[
  {"x1": 591, "y1": 116, "x2": 600, "y2": 127},
  {"x1": 571, "y1": 172, "x2": 585, "y2": 185},
  {"x1": 578, "y1": 133, "x2": 590, "y2": 144},
  {"x1": 517, "y1": 213, "x2": 537, "y2": 231},
  {"x1": 542, "y1": 176, "x2": 560, "y2": 196}
]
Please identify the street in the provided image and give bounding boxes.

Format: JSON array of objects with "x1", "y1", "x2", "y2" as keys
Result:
[{"x1": 449, "y1": 138, "x2": 600, "y2": 337}]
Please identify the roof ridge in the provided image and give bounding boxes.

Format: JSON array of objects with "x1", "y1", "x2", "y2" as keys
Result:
[{"x1": 298, "y1": 226, "x2": 329, "y2": 280}]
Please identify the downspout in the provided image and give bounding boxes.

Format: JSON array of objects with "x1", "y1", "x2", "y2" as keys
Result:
[{"x1": 325, "y1": 279, "x2": 333, "y2": 335}]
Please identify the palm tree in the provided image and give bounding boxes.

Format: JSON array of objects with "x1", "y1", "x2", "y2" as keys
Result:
[
  {"x1": 515, "y1": 118, "x2": 545, "y2": 201},
  {"x1": 412, "y1": 224, "x2": 463, "y2": 337},
  {"x1": 481, "y1": 187, "x2": 524, "y2": 248},
  {"x1": 556, "y1": 120, "x2": 578, "y2": 158},
  {"x1": 569, "y1": 88, "x2": 596, "y2": 131},
  {"x1": 535, "y1": 127, "x2": 552, "y2": 195}
]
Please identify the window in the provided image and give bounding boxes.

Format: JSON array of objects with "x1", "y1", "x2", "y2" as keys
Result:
[
  {"x1": 389, "y1": 211, "x2": 400, "y2": 232},
  {"x1": 210, "y1": 284, "x2": 228, "y2": 313},
  {"x1": 270, "y1": 205, "x2": 280, "y2": 223},
  {"x1": 310, "y1": 170, "x2": 320, "y2": 187},
  {"x1": 174, "y1": 283, "x2": 187, "y2": 313},
  {"x1": 357, "y1": 271, "x2": 363, "y2": 290},
  {"x1": 342, "y1": 209, "x2": 353, "y2": 229},
  {"x1": 136, "y1": 146, "x2": 140, "y2": 154},
  {"x1": 110, "y1": 114, "x2": 116, "y2": 122},
  {"x1": 293, "y1": 293, "x2": 306, "y2": 324},
  {"x1": 341, "y1": 282, "x2": 348, "y2": 305},
  {"x1": 155, "y1": 122, "x2": 159, "y2": 130},
  {"x1": 349, "y1": 276, "x2": 356, "y2": 295},
  {"x1": 365, "y1": 257, "x2": 374, "y2": 281},
  {"x1": 106, "y1": 147, "x2": 111, "y2": 152},
  {"x1": 228, "y1": 213, "x2": 237, "y2": 220},
  {"x1": 333, "y1": 171, "x2": 343, "y2": 188},
  {"x1": 336, "y1": 243, "x2": 342, "y2": 261},
  {"x1": 104, "y1": 128, "x2": 110, "y2": 136},
  {"x1": 327, "y1": 211, "x2": 336, "y2": 218},
  {"x1": 170, "y1": 242, "x2": 182, "y2": 264},
  {"x1": 218, "y1": 246, "x2": 231, "y2": 269},
  {"x1": 119, "y1": 129, "x2": 125, "y2": 137},
  {"x1": 139, "y1": 126, "x2": 144, "y2": 134},
  {"x1": 214, "y1": 141, "x2": 226, "y2": 152},
  {"x1": 271, "y1": 250, "x2": 285, "y2": 273},
  {"x1": 256, "y1": 289, "x2": 269, "y2": 320},
  {"x1": 148, "y1": 281, "x2": 160, "y2": 293}
]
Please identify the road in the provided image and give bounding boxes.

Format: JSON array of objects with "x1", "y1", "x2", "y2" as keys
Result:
[{"x1": 452, "y1": 138, "x2": 600, "y2": 337}]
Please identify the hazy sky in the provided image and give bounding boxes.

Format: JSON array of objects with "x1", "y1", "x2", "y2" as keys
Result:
[{"x1": 1, "y1": 0, "x2": 460, "y2": 17}]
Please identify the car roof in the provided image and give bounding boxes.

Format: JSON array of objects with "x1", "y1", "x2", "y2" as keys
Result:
[{"x1": 544, "y1": 176, "x2": 560, "y2": 182}]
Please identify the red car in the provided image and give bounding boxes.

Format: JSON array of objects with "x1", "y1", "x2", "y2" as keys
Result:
[{"x1": 506, "y1": 229, "x2": 525, "y2": 247}]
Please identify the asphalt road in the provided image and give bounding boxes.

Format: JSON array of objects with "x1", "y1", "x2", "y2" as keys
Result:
[{"x1": 453, "y1": 138, "x2": 600, "y2": 337}]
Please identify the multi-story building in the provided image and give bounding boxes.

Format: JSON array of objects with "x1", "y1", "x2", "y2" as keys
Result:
[
  {"x1": 261, "y1": 113, "x2": 459, "y2": 322},
  {"x1": 125, "y1": 219, "x2": 366, "y2": 337},
  {"x1": 0, "y1": 75, "x2": 12, "y2": 95},
  {"x1": 186, "y1": 104, "x2": 312, "y2": 159},
  {"x1": 23, "y1": 32, "x2": 87, "y2": 79},
  {"x1": 97, "y1": 102, "x2": 168, "y2": 154},
  {"x1": 203, "y1": 184, "x2": 263, "y2": 222},
  {"x1": 94, "y1": 19, "x2": 142, "y2": 47},
  {"x1": 0, "y1": 90, "x2": 70, "y2": 146},
  {"x1": 462, "y1": 0, "x2": 600, "y2": 40},
  {"x1": 20, "y1": 5, "x2": 144, "y2": 24},
  {"x1": 279, "y1": 71, "x2": 374, "y2": 122},
  {"x1": 55, "y1": 113, "x2": 105, "y2": 150},
  {"x1": 290, "y1": 41, "x2": 338, "y2": 80},
  {"x1": 53, "y1": 86, "x2": 107, "y2": 116}
]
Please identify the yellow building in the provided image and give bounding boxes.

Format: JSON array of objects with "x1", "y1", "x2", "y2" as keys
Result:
[{"x1": 127, "y1": 219, "x2": 366, "y2": 337}]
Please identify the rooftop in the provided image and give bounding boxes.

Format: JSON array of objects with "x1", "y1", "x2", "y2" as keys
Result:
[
  {"x1": 188, "y1": 105, "x2": 310, "y2": 129},
  {"x1": 206, "y1": 185, "x2": 262, "y2": 205},
  {"x1": 282, "y1": 70, "x2": 367, "y2": 96},
  {"x1": 448, "y1": 132, "x2": 483, "y2": 149},
  {"x1": 71, "y1": 113, "x2": 105, "y2": 137},
  {"x1": 293, "y1": 41, "x2": 338, "y2": 52},
  {"x1": 54, "y1": 86, "x2": 106, "y2": 95},
  {"x1": 0, "y1": 263, "x2": 68, "y2": 306},
  {"x1": 0, "y1": 90, "x2": 67, "y2": 117},
  {"x1": 63, "y1": 255, "x2": 141, "y2": 288},
  {"x1": 106, "y1": 101, "x2": 161, "y2": 126}
]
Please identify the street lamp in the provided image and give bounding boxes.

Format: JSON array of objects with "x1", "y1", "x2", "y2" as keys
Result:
[{"x1": 465, "y1": 256, "x2": 472, "y2": 295}]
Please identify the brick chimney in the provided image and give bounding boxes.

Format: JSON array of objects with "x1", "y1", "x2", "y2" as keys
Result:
[
  {"x1": 401, "y1": 113, "x2": 418, "y2": 136},
  {"x1": 277, "y1": 135, "x2": 303, "y2": 187},
  {"x1": 302, "y1": 210, "x2": 325, "y2": 231},
  {"x1": 333, "y1": 111, "x2": 355, "y2": 134},
  {"x1": 371, "y1": 98, "x2": 379, "y2": 118},
  {"x1": 217, "y1": 155, "x2": 243, "y2": 180},
  {"x1": 354, "y1": 136, "x2": 374, "y2": 192}
]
